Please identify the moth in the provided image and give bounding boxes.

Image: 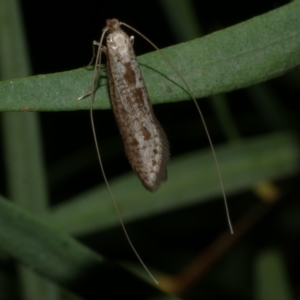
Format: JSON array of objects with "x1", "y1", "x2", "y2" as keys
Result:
[
  {"x1": 79, "y1": 19, "x2": 169, "y2": 192},
  {"x1": 103, "y1": 19, "x2": 169, "y2": 192},
  {"x1": 79, "y1": 18, "x2": 170, "y2": 283}
]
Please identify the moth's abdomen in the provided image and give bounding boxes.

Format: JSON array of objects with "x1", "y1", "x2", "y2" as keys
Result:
[
  {"x1": 119, "y1": 108, "x2": 169, "y2": 191},
  {"x1": 109, "y1": 81, "x2": 169, "y2": 191}
]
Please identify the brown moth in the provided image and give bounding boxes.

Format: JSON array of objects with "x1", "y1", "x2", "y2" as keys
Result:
[
  {"x1": 79, "y1": 18, "x2": 168, "y2": 284},
  {"x1": 104, "y1": 19, "x2": 169, "y2": 192}
]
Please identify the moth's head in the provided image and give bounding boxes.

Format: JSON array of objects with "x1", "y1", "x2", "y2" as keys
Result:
[{"x1": 105, "y1": 19, "x2": 120, "y2": 32}]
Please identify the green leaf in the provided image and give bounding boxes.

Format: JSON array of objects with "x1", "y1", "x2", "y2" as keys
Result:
[
  {"x1": 0, "y1": 195, "x2": 179, "y2": 299},
  {"x1": 254, "y1": 249, "x2": 293, "y2": 300},
  {"x1": 49, "y1": 132, "x2": 298, "y2": 235},
  {"x1": 0, "y1": 1, "x2": 299, "y2": 111}
]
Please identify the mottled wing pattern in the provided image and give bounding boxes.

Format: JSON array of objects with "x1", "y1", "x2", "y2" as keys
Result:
[{"x1": 105, "y1": 24, "x2": 169, "y2": 191}]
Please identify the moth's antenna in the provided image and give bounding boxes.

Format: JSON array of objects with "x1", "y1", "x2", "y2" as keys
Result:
[
  {"x1": 121, "y1": 22, "x2": 233, "y2": 234},
  {"x1": 79, "y1": 27, "x2": 159, "y2": 284}
]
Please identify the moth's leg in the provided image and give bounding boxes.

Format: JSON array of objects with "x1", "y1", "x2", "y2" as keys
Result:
[
  {"x1": 101, "y1": 45, "x2": 107, "y2": 56},
  {"x1": 86, "y1": 40, "x2": 99, "y2": 67},
  {"x1": 78, "y1": 41, "x2": 107, "y2": 100}
]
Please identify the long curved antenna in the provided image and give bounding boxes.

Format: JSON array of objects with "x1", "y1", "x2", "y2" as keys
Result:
[
  {"x1": 121, "y1": 22, "x2": 233, "y2": 234},
  {"x1": 81, "y1": 27, "x2": 159, "y2": 284}
]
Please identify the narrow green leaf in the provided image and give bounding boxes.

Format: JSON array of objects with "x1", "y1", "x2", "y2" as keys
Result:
[
  {"x1": 0, "y1": 1, "x2": 299, "y2": 111},
  {"x1": 49, "y1": 132, "x2": 298, "y2": 235},
  {"x1": 0, "y1": 195, "x2": 178, "y2": 299},
  {"x1": 254, "y1": 249, "x2": 293, "y2": 300},
  {"x1": 0, "y1": 0, "x2": 58, "y2": 298}
]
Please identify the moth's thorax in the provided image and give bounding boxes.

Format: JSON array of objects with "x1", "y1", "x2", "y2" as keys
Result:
[{"x1": 106, "y1": 31, "x2": 131, "y2": 60}]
